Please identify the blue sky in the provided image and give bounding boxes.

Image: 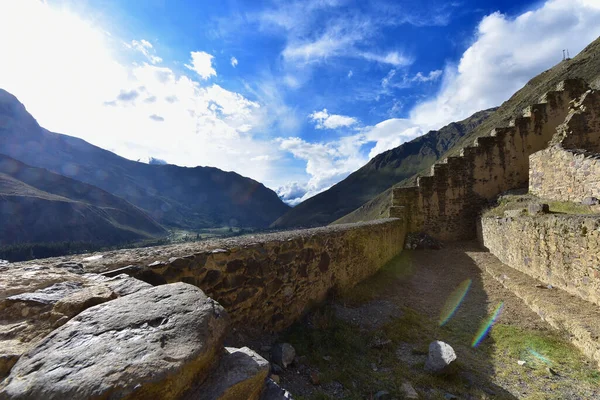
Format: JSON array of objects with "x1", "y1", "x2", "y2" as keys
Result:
[{"x1": 1, "y1": 0, "x2": 600, "y2": 205}]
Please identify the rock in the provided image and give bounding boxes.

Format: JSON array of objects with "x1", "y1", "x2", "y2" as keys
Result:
[
  {"x1": 401, "y1": 382, "x2": 419, "y2": 399},
  {"x1": 404, "y1": 232, "x2": 443, "y2": 250},
  {"x1": 54, "y1": 262, "x2": 84, "y2": 274},
  {"x1": 271, "y1": 374, "x2": 280, "y2": 384},
  {"x1": 517, "y1": 360, "x2": 526, "y2": 366},
  {"x1": 527, "y1": 203, "x2": 550, "y2": 216},
  {"x1": 582, "y1": 197, "x2": 600, "y2": 206},
  {"x1": 373, "y1": 390, "x2": 391, "y2": 400},
  {"x1": 425, "y1": 341, "x2": 457, "y2": 373},
  {"x1": 0, "y1": 270, "x2": 152, "y2": 380},
  {"x1": 504, "y1": 209, "x2": 524, "y2": 218},
  {"x1": 271, "y1": 343, "x2": 296, "y2": 368},
  {"x1": 51, "y1": 284, "x2": 117, "y2": 318},
  {"x1": 444, "y1": 393, "x2": 458, "y2": 400},
  {"x1": 0, "y1": 283, "x2": 229, "y2": 400},
  {"x1": 187, "y1": 347, "x2": 269, "y2": 400},
  {"x1": 260, "y1": 378, "x2": 294, "y2": 400}
]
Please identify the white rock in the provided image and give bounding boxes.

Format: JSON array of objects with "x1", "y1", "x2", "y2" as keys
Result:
[{"x1": 425, "y1": 341, "x2": 457, "y2": 373}]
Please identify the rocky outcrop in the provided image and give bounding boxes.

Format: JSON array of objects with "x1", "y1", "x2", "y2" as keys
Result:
[
  {"x1": 185, "y1": 347, "x2": 269, "y2": 400},
  {"x1": 0, "y1": 264, "x2": 152, "y2": 379},
  {"x1": 0, "y1": 282, "x2": 229, "y2": 400}
]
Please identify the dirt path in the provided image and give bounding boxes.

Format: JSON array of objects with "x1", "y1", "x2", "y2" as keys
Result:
[{"x1": 261, "y1": 242, "x2": 600, "y2": 399}]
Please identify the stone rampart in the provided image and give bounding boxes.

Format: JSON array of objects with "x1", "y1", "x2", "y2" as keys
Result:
[
  {"x1": 479, "y1": 214, "x2": 600, "y2": 306},
  {"x1": 392, "y1": 79, "x2": 590, "y2": 241},
  {"x1": 6, "y1": 218, "x2": 407, "y2": 332},
  {"x1": 530, "y1": 90, "x2": 600, "y2": 202}
]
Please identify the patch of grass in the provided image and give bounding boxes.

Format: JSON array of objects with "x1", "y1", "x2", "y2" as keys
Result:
[
  {"x1": 491, "y1": 324, "x2": 600, "y2": 384},
  {"x1": 547, "y1": 201, "x2": 596, "y2": 215},
  {"x1": 483, "y1": 193, "x2": 599, "y2": 217}
]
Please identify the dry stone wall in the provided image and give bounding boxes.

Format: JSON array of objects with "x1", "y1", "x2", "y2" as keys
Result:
[
  {"x1": 8, "y1": 219, "x2": 407, "y2": 333},
  {"x1": 392, "y1": 79, "x2": 590, "y2": 241},
  {"x1": 530, "y1": 147, "x2": 600, "y2": 202},
  {"x1": 479, "y1": 214, "x2": 600, "y2": 306},
  {"x1": 530, "y1": 90, "x2": 600, "y2": 202}
]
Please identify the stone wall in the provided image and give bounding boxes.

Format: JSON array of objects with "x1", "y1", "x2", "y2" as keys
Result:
[
  {"x1": 479, "y1": 214, "x2": 600, "y2": 306},
  {"x1": 392, "y1": 79, "x2": 590, "y2": 241},
  {"x1": 530, "y1": 147, "x2": 600, "y2": 202},
  {"x1": 8, "y1": 218, "x2": 407, "y2": 332},
  {"x1": 530, "y1": 90, "x2": 600, "y2": 202}
]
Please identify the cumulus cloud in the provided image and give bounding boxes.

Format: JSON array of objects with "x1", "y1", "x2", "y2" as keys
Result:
[
  {"x1": 230, "y1": 56, "x2": 238, "y2": 67},
  {"x1": 185, "y1": 51, "x2": 217, "y2": 80},
  {"x1": 278, "y1": 135, "x2": 367, "y2": 203},
  {"x1": 276, "y1": 182, "x2": 309, "y2": 205},
  {"x1": 0, "y1": 0, "x2": 285, "y2": 188},
  {"x1": 127, "y1": 39, "x2": 162, "y2": 64},
  {"x1": 309, "y1": 109, "x2": 358, "y2": 130},
  {"x1": 410, "y1": 0, "x2": 600, "y2": 130}
]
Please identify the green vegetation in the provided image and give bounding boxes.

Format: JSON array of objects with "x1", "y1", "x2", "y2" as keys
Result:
[{"x1": 483, "y1": 193, "x2": 598, "y2": 217}]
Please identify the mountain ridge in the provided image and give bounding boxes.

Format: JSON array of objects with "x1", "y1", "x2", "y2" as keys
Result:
[{"x1": 0, "y1": 90, "x2": 290, "y2": 229}]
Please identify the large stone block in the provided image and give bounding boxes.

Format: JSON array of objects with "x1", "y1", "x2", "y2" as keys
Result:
[{"x1": 0, "y1": 283, "x2": 229, "y2": 400}]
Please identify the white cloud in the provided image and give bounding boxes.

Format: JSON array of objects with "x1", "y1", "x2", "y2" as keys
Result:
[
  {"x1": 382, "y1": 69, "x2": 442, "y2": 89},
  {"x1": 363, "y1": 119, "x2": 422, "y2": 159},
  {"x1": 309, "y1": 109, "x2": 358, "y2": 129},
  {"x1": 185, "y1": 51, "x2": 217, "y2": 80},
  {"x1": 278, "y1": 135, "x2": 367, "y2": 202},
  {"x1": 359, "y1": 51, "x2": 412, "y2": 66},
  {"x1": 347, "y1": 70, "x2": 353, "y2": 78},
  {"x1": 0, "y1": 0, "x2": 286, "y2": 189},
  {"x1": 410, "y1": 0, "x2": 600, "y2": 130},
  {"x1": 231, "y1": 56, "x2": 238, "y2": 67},
  {"x1": 127, "y1": 39, "x2": 162, "y2": 64}
]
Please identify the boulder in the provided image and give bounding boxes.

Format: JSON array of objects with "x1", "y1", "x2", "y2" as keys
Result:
[
  {"x1": 401, "y1": 381, "x2": 419, "y2": 399},
  {"x1": 271, "y1": 343, "x2": 296, "y2": 369},
  {"x1": 527, "y1": 203, "x2": 550, "y2": 216},
  {"x1": 582, "y1": 197, "x2": 600, "y2": 206},
  {"x1": 424, "y1": 341, "x2": 456, "y2": 373},
  {"x1": 0, "y1": 271, "x2": 152, "y2": 380},
  {"x1": 185, "y1": 347, "x2": 269, "y2": 400},
  {"x1": 0, "y1": 282, "x2": 229, "y2": 400}
]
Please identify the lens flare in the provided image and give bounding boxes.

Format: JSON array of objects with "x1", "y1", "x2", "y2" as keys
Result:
[
  {"x1": 439, "y1": 279, "x2": 472, "y2": 326},
  {"x1": 527, "y1": 348, "x2": 552, "y2": 365},
  {"x1": 472, "y1": 302, "x2": 504, "y2": 347}
]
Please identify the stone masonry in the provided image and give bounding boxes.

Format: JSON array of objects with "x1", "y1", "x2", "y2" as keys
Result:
[{"x1": 390, "y1": 79, "x2": 591, "y2": 241}]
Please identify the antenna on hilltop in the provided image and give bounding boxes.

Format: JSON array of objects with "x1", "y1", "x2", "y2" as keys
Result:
[
  {"x1": 566, "y1": 49, "x2": 571, "y2": 60},
  {"x1": 562, "y1": 49, "x2": 566, "y2": 61}
]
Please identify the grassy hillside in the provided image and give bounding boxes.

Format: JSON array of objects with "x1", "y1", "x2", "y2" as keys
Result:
[
  {"x1": 0, "y1": 91, "x2": 290, "y2": 229},
  {"x1": 0, "y1": 154, "x2": 168, "y2": 245},
  {"x1": 271, "y1": 108, "x2": 495, "y2": 228},
  {"x1": 336, "y1": 35, "x2": 600, "y2": 225}
]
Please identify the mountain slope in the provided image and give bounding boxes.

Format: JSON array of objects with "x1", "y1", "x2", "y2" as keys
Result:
[
  {"x1": 336, "y1": 35, "x2": 600, "y2": 225},
  {"x1": 270, "y1": 108, "x2": 495, "y2": 228},
  {"x1": 0, "y1": 90, "x2": 290, "y2": 229},
  {"x1": 0, "y1": 154, "x2": 167, "y2": 245}
]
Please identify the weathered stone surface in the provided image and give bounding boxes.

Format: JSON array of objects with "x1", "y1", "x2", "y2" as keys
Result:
[
  {"x1": 481, "y1": 214, "x2": 600, "y2": 306},
  {"x1": 7, "y1": 219, "x2": 406, "y2": 333},
  {"x1": 0, "y1": 270, "x2": 152, "y2": 380},
  {"x1": 260, "y1": 378, "x2": 294, "y2": 400},
  {"x1": 401, "y1": 381, "x2": 419, "y2": 399},
  {"x1": 425, "y1": 341, "x2": 456, "y2": 373},
  {"x1": 583, "y1": 197, "x2": 600, "y2": 206},
  {"x1": 0, "y1": 283, "x2": 229, "y2": 400},
  {"x1": 527, "y1": 203, "x2": 549, "y2": 216},
  {"x1": 271, "y1": 343, "x2": 296, "y2": 369},
  {"x1": 185, "y1": 347, "x2": 269, "y2": 400},
  {"x1": 504, "y1": 209, "x2": 524, "y2": 219}
]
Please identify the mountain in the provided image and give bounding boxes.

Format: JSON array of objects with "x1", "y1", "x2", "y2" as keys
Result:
[
  {"x1": 0, "y1": 154, "x2": 167, "y2": 245},
  {"x1": 336, "y1": 35, "x2": 600, "y2": 225},
  {"x1": 270, "y1": 108, "x2": 495, "y2": 228},
  {"x1": 0, "y1": 90, "x2": 290, "y2": 229}
]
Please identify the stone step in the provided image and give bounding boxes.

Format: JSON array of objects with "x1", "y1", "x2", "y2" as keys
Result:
[{"x1": 468, "y1": 250, "x2": 600, "y2": 368}]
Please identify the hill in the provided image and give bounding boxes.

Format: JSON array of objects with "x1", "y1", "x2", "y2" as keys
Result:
[
  {"x1": 336, "y1": 35, "x2": 600, "y2": 225},
  {"x1": 0, "y1": 90, "x2": 290, "y2": 229},
  {"x1": 270, "y1": 108, "x2": 495, "y2": 228},
  {"x1": 0, "y1": 154, "x2": 168, "y2": 245}
]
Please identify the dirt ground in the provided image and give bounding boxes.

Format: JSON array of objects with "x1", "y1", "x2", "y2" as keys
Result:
[{"x1": 235, "y1": 242, "x2": 600, "y2": 399}]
